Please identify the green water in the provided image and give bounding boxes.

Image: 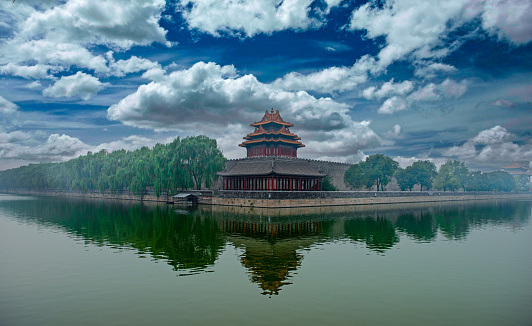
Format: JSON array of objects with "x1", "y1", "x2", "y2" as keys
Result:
[{"x1": 1, "y1": 194, "x2": 531, "y2": 325}]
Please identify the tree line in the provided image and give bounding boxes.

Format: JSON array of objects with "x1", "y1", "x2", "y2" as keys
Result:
[
  {"x1": 0, "y1": 135, "x2": 226, "y2": 198},
  {"x1": 344, "y1": 154, "x2": 529, "y2": 192}
]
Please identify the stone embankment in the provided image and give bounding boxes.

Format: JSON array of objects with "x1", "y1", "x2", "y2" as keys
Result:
[
  {"x1": 2, "y1": 189, "x2": 531, "y2": 208},
  {"x1": 213, "y1": 190, "x2": 532, "y2": 208}
]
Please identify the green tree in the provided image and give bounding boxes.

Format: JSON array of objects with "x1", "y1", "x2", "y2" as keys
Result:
[
  {"x1": 485, "y1": 171, "x2": 516, "y2": 192},
  {"x1": 395, "y1": 167, "x2": 416, "y2": 191},
  {"x1": 432, "y1": 162, "x2": 461, "y2": 191},
  {"x1": 321, "y1": 175, "x2": 338, "y2": 191},
  {"x1": 177, "y1": 135, "x2": 226, "y2": 190},
  {"x1": 411, "y1": 160, "x2": 437, "y2": 191},
  {"x1": 514, "y1": 175, "x2": 530, "y2": 192},
  {"x1": 345, "y1": 154, "x2": 399, "y2": 191},
  {"x1": 448, "y1": 160, "x2": 469, "y2": 191}
]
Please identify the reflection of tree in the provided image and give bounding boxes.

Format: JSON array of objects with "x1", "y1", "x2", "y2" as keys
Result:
[
  {"x1": 434, "y1": 208, "x2": 471, "y2": 240},
  {"x1": 2, "y1": 195, "x2": 530, "y2": 293},
  {"x1": 0, "y1": 197, "x2": 226, "y2": 274},
  {"x1": 395, "y1": 212, "x2": 437, "y2": 242},
  {"x1": 343, "y1": 217, "x2": 399, "y2": 252}
]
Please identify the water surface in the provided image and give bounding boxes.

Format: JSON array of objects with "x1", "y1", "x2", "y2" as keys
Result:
[{"x1": 1, "y1": 194, "x2": 531, "y2": 325}]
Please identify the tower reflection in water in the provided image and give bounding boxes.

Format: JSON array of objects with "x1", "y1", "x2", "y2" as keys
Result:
[
  {"x1": 1, "y1": 196, "x2": 529, "y2": 295},
  {"x1": 219, "y1": 217, "x2": 329, "y2": 295}
]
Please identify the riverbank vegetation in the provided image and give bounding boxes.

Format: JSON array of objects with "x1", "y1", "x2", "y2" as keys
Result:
[
  {"x1": 345, "y1": 155, "x2": 528, "y2": 192},
  {"x1": 0, "y1": 135, "x2": 226, "y2": 198}
]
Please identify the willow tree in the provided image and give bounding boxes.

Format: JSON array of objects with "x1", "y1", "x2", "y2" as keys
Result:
[{"x1": 177, "y1": 135, "x2": 227, "y2": 190}]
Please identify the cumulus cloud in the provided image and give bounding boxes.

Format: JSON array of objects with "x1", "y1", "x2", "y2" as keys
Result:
[
  {"x1": 385, "y1": 124, "x2": 402, "y2": 139},
  {"x1": 348, "y1": 0, "x2": 470, "y2": 66},
  {"x1": 0, "y1": 130, "x2": 176, "y2": 170},
  {"x1": 107, "y1": 52, "x2": 162, "y2": 77},
  {"x1": 0, "y1": 63, "x2": 61, "y2": 79},
  {"x1": 13, "y1": 40, "x2": 109, "y2": 74},
  {"x1": 409, "y1": 79, "x2": 468, "y2": 101},
  {"x1": 43, "y1": 72, "x2": 108, "y2": 100},
  {"x1": 108, "y1": 61, "x2": 382, "y2": 160},
  {"x1": 0, "y1": 0, "x2": 168, "y2": 77},
  {"x1": 0, "y1": 96, "x2": 18, "y2": 114},
  {"x1": 361, "y1": 79, "x2": 414, "y2": 100},
  {"x1": 348, "y1": 0, "x2": 531, "y2": 68},
  {"x1": 471, "y1": 125, "x2": 512, "y2": 145},
  {"x1": 482, "y1": 0, "x2": 532, "y2": 45},
  {"x1": 272, "y1": 55, "x2": 382, "y2": 93},
  {"x1": 444, "y1": 125, "x2": 532, "y2": 166},
  {"x1": 377, "y1": 97, "x2": 407, "y2": 114},
  {"x1": 368, "y1": 78, "x2": 468, "y2": 114},
  {"x1": 24, "y1": 81, "x2": 42, "y2": 89},
  {"x1": 0, "y1": 131, "x2": 91, "y2": 164},
  {"x1": 414, "y1": 62, "x2": 458, "y2": 79},
  {"x1": 177, "y1": 0, "x2": 341, "y2": 37},
  {"x1": 19, "y1": 0, "x2": 168, "y2": 49}
]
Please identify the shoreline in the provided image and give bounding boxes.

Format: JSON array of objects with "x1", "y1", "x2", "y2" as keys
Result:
[{"x1": 2, "y1": 189, "x2": 531, "y2": 208}]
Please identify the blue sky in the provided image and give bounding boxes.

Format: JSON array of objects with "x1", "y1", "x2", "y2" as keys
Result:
[{"x1": 0, "y1": 0, "x2": 531, "y2": 171}]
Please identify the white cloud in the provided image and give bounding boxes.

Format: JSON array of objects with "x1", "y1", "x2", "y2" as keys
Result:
[
  {"x1": 490, "y1": 98, "x2": 514, "y2": 107},
  {"x1": 93, "y1": 135, "x2": 164, "y2": 153},
  {"x1": 393, "y1": 156, "x2": 447, "y2": 169},
  {"x1": 482, "y1": 0, "x2": 532, "y2": 45},
  {"x1": 0, "y1": 96, "x2": 18, "y2": 114},
  {"x1": 272, "y1": 55, "x2": 382, "y2": 93},
  {"x1": 0, "y1": 0, "x2": 168, "y2": 77},
  {"x1": 107, "y1": 52, "x2": 162, "y2": 77},
  {"x1": 444, "y1": 125, "x2": 532, "y2": 166},
  {"x1": 24, "y1": 81, "x2": 42, "y2": 89},
  {"x1": 408, "y1": 79, "x2": 467, "y2": 102},
  {"x1": 0, "y1": 131, "x2": 176, "y2": 170},
  {"x1": 377, "y1": 96, "x2": 407, "y2": 114},
  {"x1": 0, "y1": 131, "x2": 91, "y2": 163},
  {"x1": 348, "y1": 0, "x2": 470, "y2": 66},
  {"x1": 0, "y1": 63, "x2": 60, "y2": 79},
  {"x1": 414, "y1": 62, "x2": 458, "y2": 79},
  {"x1": 361, "y1": 79, "x2": 414, "y2": 100},
  {"x1": 471, "y1": 125, "x2": 512, "y2": 145},
  {"x1": 386, "y1": 124, "x2": 402, "y2": 139},
  {"x1": 178, "y1": 0, "x2": 341, "y2": 37},
  {"x1": 348, "y1": 0, "x2": 531, "y2": 68},
  {"x1": 108, "y1": 61, "x2": 382, "y2": 160},
  {"x1": 368, "y1": 78, "x2": 468, "y2": 114},
  {"x1": 43, "y1": 72, "x2": 108, "y2": 100},
  {"x1": 13, "y1": 40, "x2": 109, "y2": 74},
  {"x1": 19, "y1": 0, "x2": 168, "y2": 49}
]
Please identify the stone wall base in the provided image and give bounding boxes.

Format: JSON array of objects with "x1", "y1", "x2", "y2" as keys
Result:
[{"x1": 212, "y1": 194, "x2": 532, "y2": 208}]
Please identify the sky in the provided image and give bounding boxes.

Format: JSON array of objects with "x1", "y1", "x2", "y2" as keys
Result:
[{"x1": 0, "y1": 0, "x2": 531, "y2": 172}]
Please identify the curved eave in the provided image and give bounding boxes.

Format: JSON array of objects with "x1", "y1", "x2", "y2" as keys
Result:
[
  {"x1": 250, "y1": 121, "x2": 294, "y2": 127},
  {"x1": 239, "y1": 138, "x2": 305, "y2": 148},
  {"x1": 218, "y1": 171, "x2": 324, "y2": 177},
  {"x1": 243, "y1": 131, "x2": 301, "y2": 139}
]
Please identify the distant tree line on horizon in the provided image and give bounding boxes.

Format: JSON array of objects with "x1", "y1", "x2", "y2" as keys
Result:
[
  {"x1": 0, "y1": 135, "x2": 226, "y2": 198},
  {"x1": 344, "y1": 154, "x2": 529, "y2": 193}
]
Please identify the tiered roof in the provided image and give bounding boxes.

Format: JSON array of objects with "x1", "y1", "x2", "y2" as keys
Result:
[
  {"x1": 239, "y1": 109, "x2": 304, "y2": 148},
  {"x1": 218, "y1": 156, "x2": 326, "y2": 177},
  {"x1": 500, "y1": 162, "x2": 532, "y2": 175}
]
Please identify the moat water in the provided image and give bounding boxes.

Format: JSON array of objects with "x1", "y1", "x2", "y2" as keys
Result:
[{"x1": 1, "y1": 194, "x2": 531, "y2": 325}]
